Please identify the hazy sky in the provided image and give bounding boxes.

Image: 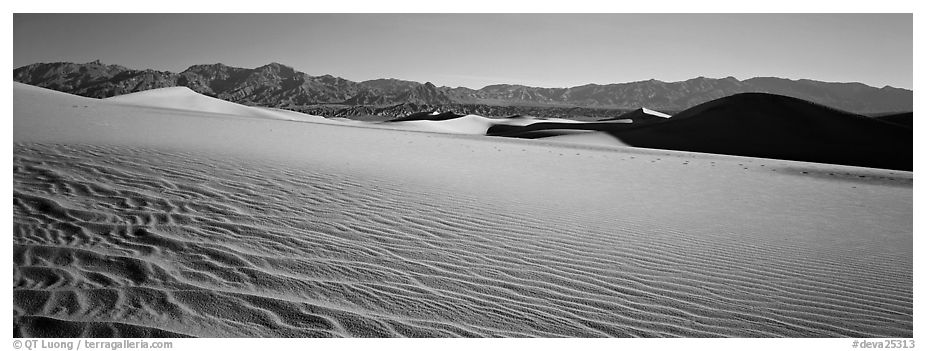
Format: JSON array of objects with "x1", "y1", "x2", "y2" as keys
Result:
[{"x1": 13, "y1": 13, "x2": 913, "y2": 89}]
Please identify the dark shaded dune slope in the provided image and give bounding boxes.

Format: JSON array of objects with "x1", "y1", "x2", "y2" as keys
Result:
[
  {"x1": 604, "y1": 93, "x2": 912, "y2": 171},
  {"x1": 597, "y1": 108, "x2": 671, "y2": 123},
  {"x1": 388, "y1": 111, "x2": 463, "y2": 122},
  {"x1": 487, "y1": 120, "x2": 634, "y2": 138},
  {"x1": 491, "y1": 93, "x2": 911, "y2": 170},
  {"x1": 873, "y1": 112, "x2": 913, "y2": 129}
]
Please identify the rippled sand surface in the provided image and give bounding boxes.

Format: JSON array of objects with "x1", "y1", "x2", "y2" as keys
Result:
[{"x1": 13, "y1": 142, "x2": 912, "y2": 338}]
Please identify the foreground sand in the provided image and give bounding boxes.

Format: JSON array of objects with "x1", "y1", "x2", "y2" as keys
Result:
[{"x1": 13, "y1": 84, "x2": 913, "y2": 337}]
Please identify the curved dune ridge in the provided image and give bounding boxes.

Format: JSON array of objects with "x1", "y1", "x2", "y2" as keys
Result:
[
  {"x1": 382, "y1": 112, "x2": 587, "y2": 136},
  {"x1": 598, "y1": 107, "x2": 671, "y2": 122},
  {"x1": 104, "y1": 86, "x2": 328, "y2": 122},
  {"x1": 13, "y1": 82, "x2": 913, "y2": 337},
  {"x1": 388, "y1": 111, "x2": 466, "y2": 122}
]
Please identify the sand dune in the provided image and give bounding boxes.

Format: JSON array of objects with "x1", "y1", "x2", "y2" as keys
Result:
[
  {"x1": 13, "y1": 83, "x2": 913, "y2": 337},
  {"x1": 603, "y1": 93, "x2": 913, "y2": 171},
  {"x1": 485, "y1": 107, "x2": 665, "y2": 139},
  {"x1": 486, "y1": 93, "x2": 912, "y2": 171},
  {"x1": 598, "y1": 107, "x2": 671, "y2": 122},
  {"x1": 382, "y1": 114, "x2": 510, "y2": 135},
  {"x1": 383, "y1": 113, "x2": 585, "y2": 135},
  {"x1": 105, "y1": 86, "x2": 328, "y2": 122},
  {"x1": 381, "y1": 110, "x2": 590, "y2": 136},
  {"x1": 388, "y1": 111, "x2": 465, "y2": 122},
  {"x1": 487, "y1": 120, "x2": 633, "y2": 140},
  {"x1": 874, "y1": 112, "x2": 913, "y2": 128}
]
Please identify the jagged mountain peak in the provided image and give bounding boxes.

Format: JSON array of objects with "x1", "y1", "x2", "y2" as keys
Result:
[
  {"x1": 260, "y1": 62, "x2": 291, "y2": 69},
  {"x1": 185, "y1": 63, "x2": 231, "y2": 70},
  {"x1": 255, "y1": 62, "x2": 296, "y2": 74}
]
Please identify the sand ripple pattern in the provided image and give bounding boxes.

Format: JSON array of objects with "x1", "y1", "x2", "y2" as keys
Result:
[{"x1": 13, "y1": 143, "x2": 912, "y2": 337}]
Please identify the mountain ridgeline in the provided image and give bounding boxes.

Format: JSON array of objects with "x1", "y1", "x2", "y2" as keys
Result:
[{"x1": 13, "y1": 61, "x2": 913, "y2": 117}]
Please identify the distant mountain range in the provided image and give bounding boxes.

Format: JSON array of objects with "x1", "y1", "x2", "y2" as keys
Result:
[{"x1": 13, "y1": 61, "x2": 913, "y2": 116}]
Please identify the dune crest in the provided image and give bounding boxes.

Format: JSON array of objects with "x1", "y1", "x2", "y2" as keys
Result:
[{"x1": 105, "y1": 86, "x2": 327, "y2": 122}]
